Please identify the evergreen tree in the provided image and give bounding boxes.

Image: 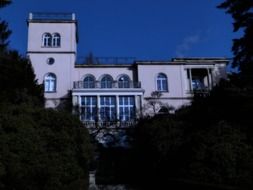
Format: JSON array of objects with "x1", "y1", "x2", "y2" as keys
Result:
[
  {"x1": 0, "y1": 3, "x2": 93, "y2": 189},
  {"x1": 0, "y1": 1, "x2": 43, "y2": 105},
  {"x1": 0, "y1": 105, "x2": 93, "y2": 190},
  {"x1": 0, "y1": 0, "x2": 11, "y2": 8},
  {"x1": 0, "y1": 50, "x2": 44, "y2": 106},
  {"x1": 0, "y1": 0, "x2": 12, "y2": 52},
  {"x1": 218, "y1": 0, "x2": 253, "y2": 85}
]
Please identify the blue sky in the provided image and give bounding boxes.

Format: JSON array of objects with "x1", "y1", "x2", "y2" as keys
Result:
[{"x1": 1, "y1": 0, "x2": 237, "y2": 60}]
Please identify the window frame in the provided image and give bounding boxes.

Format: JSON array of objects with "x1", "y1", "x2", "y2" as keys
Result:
[
  {"x1": 42, "y1": 33, "x2": 52, "y2": 47},
  {"x1": 100, "y1": 96, "x2": 116, "y2": 121},
  {"x1": 83, "y1": 75, "x2": 96, "y2": 88},
  {"x1": 156, "y1": 73, "x2": 168, "y2": 92},
  {"x1": 101, "y1": 75, "x2": 113, "y2": 88},
  {"x1": 80, "y1": 96, "x2": 97, "y2": 121},
  {"x1": 44, "y1": 73, "x2": 56, "y2": 92},
  {"x1": 119, "y1": 96, "x2": 135, "y2": 121},
  {"x1": 118, "y1": 74, "x2": 130, "y2": 88},
  {"x1": 52, "y1": 33, "x2": 61, "y2": 47}
]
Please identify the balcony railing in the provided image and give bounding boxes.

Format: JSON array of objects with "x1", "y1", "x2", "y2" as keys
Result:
[
  {"x1": 73, "y1": 80, "x2": 141, "y2": 89},
  {"x1": 76, "y1": 56, "x2": 136, "y2": 65},
  {"x1": 29, "y1": 12, "x2": 75, "y2": 21},
  {"x1": 186, "y1": 88, "x2": 211, "y2": 97},
  {"x1": 82, "y1": 121, "x2": 137, "y2": 128}
]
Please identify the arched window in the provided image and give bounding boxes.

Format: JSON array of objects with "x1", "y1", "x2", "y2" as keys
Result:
[
  {"x1": 44, "y1": 73, "x2": 56, "y2": 92},
  {"x1": 156, "y1": 73, "x2": 168, "y2": 92},
  {"x1": 42, "y1": 33, "x2": 52, "y2": 47},
  {"x1": 101, "y1": 75, "x2": 113, "y2": 88},
  {"x1": 52, "y1": 33, "x2": 61, "y2": 47},
  {"x1": 83, "y1": 75, "x2": 95, "y2": 88},
  {"x1": 118, "y1": 75, "x2": 130, "y2": 88}
]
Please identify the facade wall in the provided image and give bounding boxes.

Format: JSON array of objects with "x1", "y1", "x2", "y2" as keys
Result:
[
  {"x1": 27, "y1": 22, "x2": 77, "y2": 52},
  {"x1": 137, "y1": 64, "x2": 187, "y2": 110},
  {"x1": 27, "y1": 13, "x2": 228, "y2": 121},
  {"x1": 72, "y1": 66, "x2": 136, "y2": 82},
  {"x1": 28, "y1": 53, "x2": 75, "y2": 99},
  {"x1": 27, "y1": 14, "x2": 77, "y2": 108},
  {"x1": 137, "y1": 64, "x2": 185, "y2": 98}
]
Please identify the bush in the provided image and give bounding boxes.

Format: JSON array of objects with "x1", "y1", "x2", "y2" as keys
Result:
[{"x1": 0, "y1": 105, "x2": 93, "y2": 190}]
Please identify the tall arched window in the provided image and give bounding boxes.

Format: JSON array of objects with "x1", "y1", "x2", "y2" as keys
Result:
[
  {"x1": 156, "y1": 73, "x2": 168, "y2": 92},
  {"x1": 42, "y1": 33, "x2": 52, "y2": 47},
  {"x1": 52, "y1": 33, "x2": 61, "y2": 47},
  {"x1": 44, "y1": 73, "x2": 56, "y2": 92},
  {"x1": 83, "y1": 75, "x2": 95, "y2": 88},
  {"x1": 118, "y1": 75, "x2": 130, "y2": 88},
  {"x1": 101, "y1": 75, "x2": 113, "y2": 88}
]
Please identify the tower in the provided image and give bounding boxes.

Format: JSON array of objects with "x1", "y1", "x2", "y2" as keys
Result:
[{"x1": 27, "y1": 12, "x2": 78, "y2": 108}]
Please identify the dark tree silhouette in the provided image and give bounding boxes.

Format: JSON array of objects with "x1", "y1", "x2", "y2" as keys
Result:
[
  {"x1": 0, "y1": 0, "x2": 11, "y2": 8},
  {"x1": 0, "y1": 2, "x2": 94, "y2": 190},
  {"x1": 218, "y1": 0, "x2": 253, "y2": 85},
  {"x1": 0, "y1": 0, "x2": 12, "y2": 52}
]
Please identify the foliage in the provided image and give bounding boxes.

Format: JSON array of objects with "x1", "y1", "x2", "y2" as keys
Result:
[
  {"x1": 218, "y1": 0, "x2": 253, "y2": 85},
  {"x1": 94, "y1": 1, "x2": 253, "y2": 187},
  {"x1": 130, "y1": 80, "x2": 253, "y2": 189},
  {"x1": 0, "y1": 105, "x2": 93, "y2": 190},
  {"x1": 0, "y1": 0, "x2": 12, "y2": 52},
  {"x1": 0, "y1": 3, "x2": 94, "y2": 190},
  {"x1": 0, "y1": 50, "x2": 44, "y2": 106},
  {"x1": 0, "y1": 1, "x2": 43, "y2": 106},
  {"x1": 0, "y1": 0, "x2": 11, "y2": 8},
  {"x1": 131, "y1": 115, "x2": 185, "y2": 183},
  {"x1": 0, "y1": 20, "x2": 11, "y2": 52}
]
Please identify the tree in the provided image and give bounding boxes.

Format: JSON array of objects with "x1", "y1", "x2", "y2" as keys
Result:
[
  {"x1": 0, "y1": 0, "x2": 11, "y2": 8},
  {"x1": 218, "y1": 0, "x2": 253, "y2": 85},
  {"x1": 0, "y1": 20, "x2": 11, "y2": 52},
  {"x1": 0, "y1": 3, "x2": 94, "y2": 190},
  {"x1": 0, "y1": 1, "x2": 43, "y2": 106},
  {"x1": 0, "y1": 50, "x2": 44, "y2": 106},
  {"x1": 0, "y1": 0, "x2": 12, "y2": 52},
  {"x1": 0, "y1": 105, "x2": 93, "y2": 190}
]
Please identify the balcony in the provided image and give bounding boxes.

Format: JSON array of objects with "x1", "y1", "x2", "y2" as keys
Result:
[
  {"x1": 73, "y1": 80, "x2": 141, "y2": 89},
  {"x1": 29, "y1": 12, "x2": 75, "y2": 21},
  {"x1": 82, "y1": 120, "x2": 137, "y2": 128}
]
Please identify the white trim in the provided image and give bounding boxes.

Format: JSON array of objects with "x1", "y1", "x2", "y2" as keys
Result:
[{"x1": 72, "y1": 91, "x2": 143, "y2": 96}]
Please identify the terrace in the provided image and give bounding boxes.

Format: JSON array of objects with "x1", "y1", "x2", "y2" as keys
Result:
[{"x1": 28, "y1": 12, "x2": 76, "y2": 21}]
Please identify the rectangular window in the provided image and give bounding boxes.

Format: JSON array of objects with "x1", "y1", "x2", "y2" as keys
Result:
[
  {"x1": 119, "y1": 96, "x2": 135, "y2": 121},
  {"x1": 100, "y1": 96, "x2": 116, "y2": 121},
  {"x1": 80, "y1": 96, "x2": 97, "y2": 121}
]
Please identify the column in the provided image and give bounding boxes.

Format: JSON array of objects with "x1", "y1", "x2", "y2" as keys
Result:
[
  {"x1": 97, "y1": 95, "x2": 100, "y2": 122},
  {"x1": 208, "y1": 69, "x2": 213, "y2": 89},
  {"x1": 134, "y1": 95, "x2": 141, "y2": 118},
  {"x1": 72, "y1": 95, "x2": 78, "y2": 107},
  {"x1": 78, "y1": 96, "x2": 82, "y2": 121},
  {"x1": 135, "y1": 95, "x2": 141, "y2": 119},
  {"x1": 116, "y1": 95, "x2": 120, "y2": 121},
  {"x1": 188, "y1": 69, "x2": 193, "y2": 91}
]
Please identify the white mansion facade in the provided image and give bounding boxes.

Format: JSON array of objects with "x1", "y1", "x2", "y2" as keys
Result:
[{"x1": 27, "y1": 13, "x2": 228, "y2": 126}]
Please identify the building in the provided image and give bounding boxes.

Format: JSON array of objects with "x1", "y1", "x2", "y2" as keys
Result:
[{"x1": 27, "y1": 13, "x2": 228, "y2": 128}]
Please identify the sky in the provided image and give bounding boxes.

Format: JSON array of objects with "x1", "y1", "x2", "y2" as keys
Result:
[{"x1": 0, "y1": 0, "x2": 239, "y2": 61}]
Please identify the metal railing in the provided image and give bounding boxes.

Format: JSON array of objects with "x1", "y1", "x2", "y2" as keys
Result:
[
  {"x1": 73, "y1": 80, "x2": 141, "y2": 89},
  {"x1": 29, "y1": 12, "x2": 75, "y2": 21},
  {"x1": 82, "y1": 121, "x2": 137, "y2": 128},
  {"x1": 76, "y1": 56, "x2": 136, "y2": 65}
]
